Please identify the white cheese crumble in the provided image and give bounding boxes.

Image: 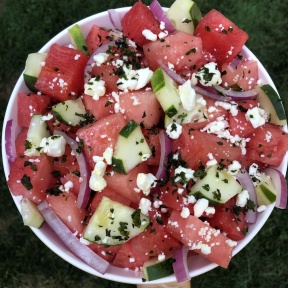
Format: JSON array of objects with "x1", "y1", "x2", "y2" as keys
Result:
[
  {"x1": 180, "y1": 207, "x2": 190, "y2": 218},
  {"x1": 158, "y1": 253, "x2": 166, "y2": 261},
  {"x1": 103, "y1": 147, "x2": 113, "y2": 165},
  {"x1": 178, "y1": 80, "x2": 196, "y2": 111},
  {"x1": 84, "y1": 77, "x2": 106, "y2": 100},
  {"x1": 93, "y1": 52, "x2": 109, "y2": 66},
  {"x1": 194, "y1": 198, "x2": 209, "y2": 217},
  {"x1": 191, "y1": 62, "x2": 222, "y2": 86},
  {"x1": 166, "y1": 122, "x2": 182, "y2": 139},
  {"x1": 92, "y1": 160, "x2": 107, "y2": 177},
  {"x1": 89, "y1": 174, "x2": 107, "y2": 192},
  {"x1": 236, "y1": 189, "x2": 249, "y2": 207},
  {"x1": 245, "y1": 107, "x2": 266, "y2": 128},
  {"x1": 227, "y1": 160, "x2": 241, "y2": 176},
  {"x1": 39, "y1": 135, "x2": 66, "y2": 157},
  {"x1": 226, "y1": 239, "x2": 237, "y2": 248},
  {"x1": 174, "y1": 166, "x2": 195, "y2": 183},
  {"x1": 142, "y1": 29, "x2": 157, "y2": 41},
  {"x1": 249, "y1": 163, "x2": 261, "y2": 186},
  {"x1": 116, "y1": 63, "x2": 153, "y2": 91},
  {"x1": 64, "y1": 181, "x2": 74, "y2": 192},
  {"x1": 139, "y1": 198, "x2": 152, "y2": 215},
  {"x1": 136, "y1": 173, "x2": 157, "y2": 195},
  {"x1": 41, "y1": 113, "x2": 53, "y2": 121}
]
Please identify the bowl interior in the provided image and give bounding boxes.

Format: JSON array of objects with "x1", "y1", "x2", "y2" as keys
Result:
[{"x1": 2, "y1": 7, "x2": 287, "y2": 285}]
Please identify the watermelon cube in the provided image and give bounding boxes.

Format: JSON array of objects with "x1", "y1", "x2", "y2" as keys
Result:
[
  {"x1": 35, "y1": 43, "x2": 88, "y2": 102},
  {"x1": 194, "y1": 9, "x2": 248, "y2": 67}
]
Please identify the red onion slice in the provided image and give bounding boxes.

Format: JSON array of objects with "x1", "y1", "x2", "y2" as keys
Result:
[
  {"x1": 4, "y1": 119, "x2": 16, "y2": 167},
  {"x1": 155, "y1": 130, "x2": 172, "y2": 180},
  {"x1": 172, "y1": 245, "x2": 190, "y2": 283},
  {"x1": 108, "y1": 9, "x2": 123, "y2": 31},
  {"x1": 228, "y1": 53, "x2": 244, "y2": 71},
  {"x1": 38, "y1": 201, "x2": 109, "y2": 274},
  {"x1": 236, "y1": 169, "x2": 257, "y2": 224},
  {"x1": 149, "y1": 0, "x2": 176, "y2": 33},
  {"x1": 157, "y1": 60, "x2": 185, "y2": 85},
  {"x1": 157, "y1": 60, "x2": 258, "y2": 101},
  {"x1": 54, "y1": 130, "x2": 91, "y2": 209},
  {"x1": 213, "y1": 85, "x2": 258, "y2": 100},
  {"x1": 263, "y1": 168, "x2": 287, "y2": 209}
]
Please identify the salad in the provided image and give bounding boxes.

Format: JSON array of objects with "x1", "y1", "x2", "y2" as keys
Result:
[{"x1": 4, "y1": 0, "x2": 288, "y2": 283}]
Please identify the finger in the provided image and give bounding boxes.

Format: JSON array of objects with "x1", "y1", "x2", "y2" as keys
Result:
[{"x1": 137, "y1": 280, "x2": 191, "y2": 288}]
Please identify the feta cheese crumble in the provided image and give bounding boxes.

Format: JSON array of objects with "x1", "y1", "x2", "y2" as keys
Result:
[
  {"x1": 166, "y1": 122, "x2": 182, "y2": 139},
  {"x1": 178, "y1": 80, "x2": 196, "y2": 111},
  {"x1": 136, "y1": 173, "x2": 157, "y2": 195},
  {"x1": 191, "y1": 62, "x2": 222, "y2": 86},
  {"x1": 84, "y1": 77, "x2": 106, "y2": 100},
  {"x1": 39, "y1": 135, "x2": 66, "y2": 157},
  {"x1": 245, "y1": 107, "x2": 266, "y2": 128}
]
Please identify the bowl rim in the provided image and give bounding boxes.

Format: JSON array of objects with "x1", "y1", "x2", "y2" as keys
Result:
[{"x1": 2, "y1": 6, "x2": 288, "y2": 285}]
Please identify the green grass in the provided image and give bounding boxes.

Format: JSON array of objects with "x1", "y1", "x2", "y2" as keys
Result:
[{"x1": 0, "y1": 0, "x2": 288, "y2": 287}]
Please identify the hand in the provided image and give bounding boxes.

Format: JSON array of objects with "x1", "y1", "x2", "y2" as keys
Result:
[{"x1": 137, "y1": 280, "x2": 191, "y2": 288}]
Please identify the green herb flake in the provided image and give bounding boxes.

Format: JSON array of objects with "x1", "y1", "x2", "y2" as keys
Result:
[
  {"x1": 131, "y1": 209, "x2": 141, "y2": 228},
  {"x1": 21, "y1": 174, "x2": 33, "y2": 190}
]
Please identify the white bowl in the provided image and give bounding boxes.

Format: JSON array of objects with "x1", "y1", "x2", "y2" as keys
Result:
[{"x1": 2, "y1": 7, "x2": 288, "y2": 285}]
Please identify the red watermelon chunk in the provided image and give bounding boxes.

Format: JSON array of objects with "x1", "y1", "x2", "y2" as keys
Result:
[
  {"x1": 194, "y1": 9, "x2": 248, "y2": 67},
  {"x1": 82, "y1": 94, "x2": 115, "y2": 121},
  {"x1": 247, "y1": 124, "x2": 288, "y2": 166},
  {"x1": 143, "y1": 31, "x2": 202, "y2": 72},
  {"x1": 112, "y1": 238, "x2": 150, "y2": 270},
  {"x1": 88, "y1": 242, "x2": 120, "y2": 263},
  {"x1": 104, "y1": 163, "x2": 149, "y2": 204},
  {"x1": 46, "y1": 192, "x2": 87, "y2": 236},
  {"x1": 15, "y1": 128, "x2": 28, "y2": 156},
  {"x1": 17, "y1": 93, "x2": 51, "y2": 128},
  {"x1": 222, "y1": 60, "x2": 258, "y2": 91},
  {"x1": 166, "y1": 210, "x2": 235, "y2": 268},
  {"x1": 35, "y1": 43, "x2": 88, "y2": 102},
  {"x1": 7, "y1": 155, "x2": 56, "y2": 204},
  {"x1": 86, "y1": 25, "x2": 110, "y2": 55},
  {"x1": 119, "y1": 89, "x2": 162, "y2": 128},
  {"x1": 90, "y1": 187, "x2": 131, "y2": 214},
  {"x1": 121, "y1": 1, "x2": 161, "y2": 47},
  {"x1": 172, "y1": 125, "x2": 242, "y2": 170},
  {"x1": 76, "y1": 113, "x2": 126, "y2": 169}
]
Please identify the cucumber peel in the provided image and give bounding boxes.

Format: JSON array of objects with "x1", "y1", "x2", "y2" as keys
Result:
[
  {"x1": 68, "y1": 24, "x2": 89, "y2": 56},
  {"x1": 23, "y1": 53, "x2": 47, "y2": 92},
  {"x1": 143, "y1": 256, "x2": 175, "y2": 281},
  {"x1": 151, "y1": 68, "x2": 180, "y2": 118},
  {"x1": 256, "y1": 84, "x2": 287, "y2": 126},
  {"x1": 166, "y1": 0, "x2": 202, "y2": 34}
]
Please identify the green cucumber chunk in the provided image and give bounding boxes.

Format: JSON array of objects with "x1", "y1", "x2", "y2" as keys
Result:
[
  {"x1": 83, "y1": 196, "x2": 150, "y2": 246},
  {"x1": 166, "y1": 0, "x2": 202, "y2": 34},
  {"x1": 151, "y1": 68, "x2": 180, "y2": 118},
  {"x1": 24, "y1": 114, "x2": 51, "y2": 156},
  {"x1": 112, "y1": 120, "x2": 151, "y2": 174},
  {"x1": 68, "y1": 24, "x2": 89, "y2": 56},
  {"x1": 21, "y1": 198, "x2": 45, "y2": 228},
  {"x1": 23, "y1": 53, "x2": 47, "y2": 92},
  {"x1": 190, "y1": 165, "x2": 243, "y2": 205},
  {"x1": 255, "y1": 172, "x2": 276, "y2": 205},
  {"x1": 143, "y1": 256, "x2": 174, "y2": 281},
  {"x1": 164, "y1": 98, "x2": 207, "y2": 128},
  {"x1": 256, "y1": 84, "x2": 287, "y2": 126},
  {"x1": 52, "y1": 97, "x2": 87, "y2": 126}
]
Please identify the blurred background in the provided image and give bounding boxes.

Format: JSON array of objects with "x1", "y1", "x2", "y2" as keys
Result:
[{"x1": 0, "y1": 0, "x2": 287, "y2": 287}]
